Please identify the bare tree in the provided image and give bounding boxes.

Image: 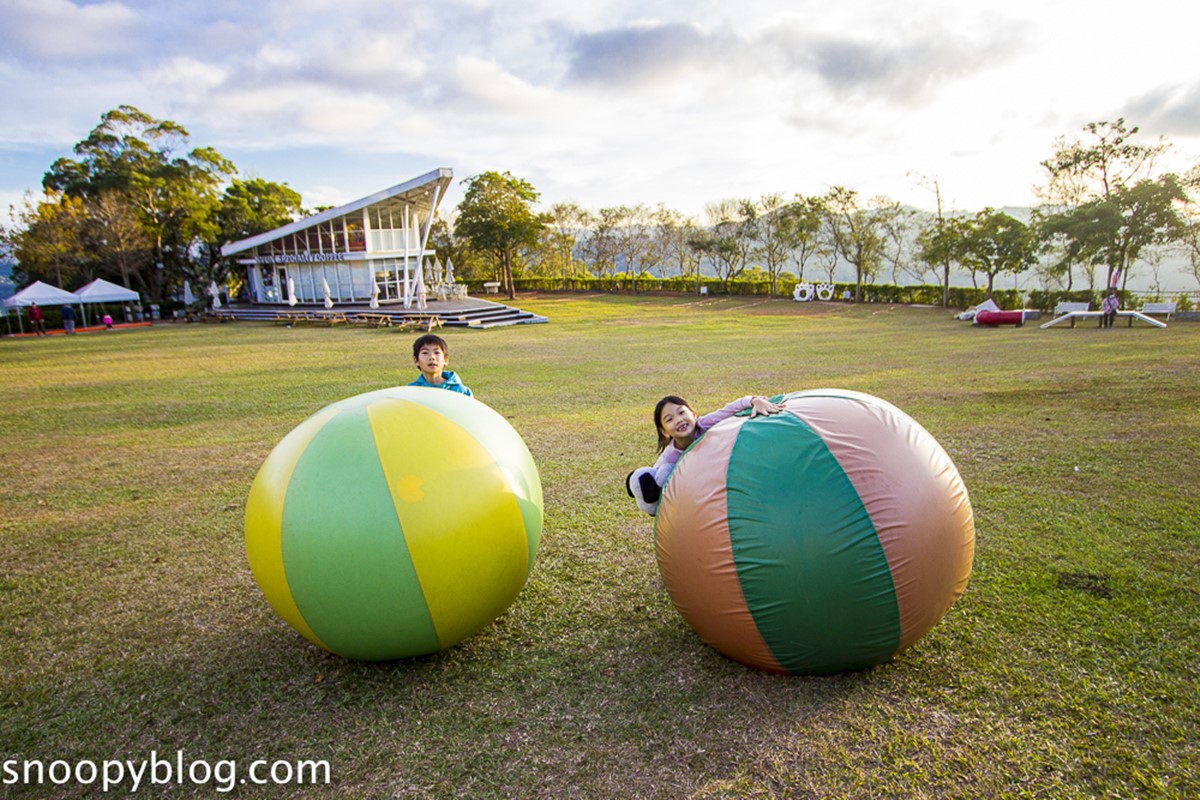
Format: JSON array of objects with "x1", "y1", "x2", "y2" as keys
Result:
[
  {"x1": 753, "y1": 194, "x2": 793, "y2": 297},
  {"x1": 783, "y1": 195, "x2": 826, "y2": 284},
  {"x1": 821, "y1": 187, "x2": 892, "y2": 301},
  {"x1": 581, "y1": 206, "x2": 622, "y2": 278},
  {"x1": 544, "y1": 201, "x2": 591, "y2": 288},
  {"x1": 92, "y1": 190, "x2": 152, "y2": 290},
  {"x1": 608, "y1": 204, "x2": 652, "y2": 290},
  {"x1": 689, "y1": 199, "x2": 757, "y2": 292}
]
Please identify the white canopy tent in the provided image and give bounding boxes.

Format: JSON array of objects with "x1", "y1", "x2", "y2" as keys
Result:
[
  {"x1": 2, "y1": 280, "x2": 82, "y2": 334},
  {"x1": 3, "y1": 280, "x2": 79, "y2": 307},
  {"x1": 74, "y1": 278, "x2": 140, "y2": 326}
]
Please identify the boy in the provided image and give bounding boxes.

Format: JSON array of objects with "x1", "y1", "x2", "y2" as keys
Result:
[{"x1": 409, "y1": 334, "x2": 473, "y2": 396}]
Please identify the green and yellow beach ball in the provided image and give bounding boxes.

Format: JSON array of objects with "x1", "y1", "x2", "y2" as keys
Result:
[
  {"x1": 245, "y1": 387, "x2": 542, "y2": 661},
  {"x1": 655, "y1": 389, "x2": 974, "y2": 675}
]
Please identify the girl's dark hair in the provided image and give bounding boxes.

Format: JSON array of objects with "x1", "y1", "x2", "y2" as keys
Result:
[{"x1": 654, "y1": 395, "x2": 693, "y2": 454}]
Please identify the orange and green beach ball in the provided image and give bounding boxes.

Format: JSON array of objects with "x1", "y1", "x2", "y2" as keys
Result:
[
  {"x1": 245, "y1": 387, "x2": 542, "y2": 661},
  {"x1": 655, "y1": 389, "x2": 975, "y2": 676}
]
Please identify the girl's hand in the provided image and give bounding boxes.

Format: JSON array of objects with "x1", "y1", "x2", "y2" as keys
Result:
[{"x1": 749, "y1": 396, "x2": 785, "y2": 417}]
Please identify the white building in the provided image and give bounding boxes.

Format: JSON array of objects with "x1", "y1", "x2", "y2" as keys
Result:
[{"x1": 221, "y1": 168, "x2": 452, "y2": 309}]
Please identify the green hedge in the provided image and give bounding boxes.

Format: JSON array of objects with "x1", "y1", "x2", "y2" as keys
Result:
[{"x1": 490, "y1": 276, "x2": 1018, "y2": 309}]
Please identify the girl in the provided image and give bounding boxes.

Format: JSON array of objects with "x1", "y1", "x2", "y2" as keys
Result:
[{"x1": 627, "y1": 394, "x2": 784, "y2": 515}]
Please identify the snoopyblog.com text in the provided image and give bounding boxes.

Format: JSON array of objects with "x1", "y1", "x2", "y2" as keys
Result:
[{"x1": 3, "y1": 750, "x2": 332, "y2": 793}]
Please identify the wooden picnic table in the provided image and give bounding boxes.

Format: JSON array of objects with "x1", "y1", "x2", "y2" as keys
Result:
[
  {"x1": 350, "y1": 312, "x2": 393, "y2": 328},
  {"x1": 315, "y1": 311, "x2": 348, "y2": 326},
  {"x1": 273, "y1": 310, "x2": 311, "y2": 325},
  {"x1": 395, "y1": 314, "x2": 444, "y2": 332}
]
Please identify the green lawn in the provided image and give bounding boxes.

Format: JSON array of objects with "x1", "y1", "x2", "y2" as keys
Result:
[{"x1": 1, "y1": 294, "x2": 1197, "y2": 799}]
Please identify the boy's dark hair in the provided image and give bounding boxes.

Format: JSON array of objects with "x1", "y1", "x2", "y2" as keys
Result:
[
  {"x1": 654, "y1": 395, "x2": 693, "y2": 454},
  {"x1": 412, "y1": 333, "x2": 449, "y2": 359}
]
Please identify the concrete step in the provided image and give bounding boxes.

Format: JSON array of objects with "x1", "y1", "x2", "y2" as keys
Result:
[{"x1": 211, "y1": 302, "x2": 547, "y2": 328}]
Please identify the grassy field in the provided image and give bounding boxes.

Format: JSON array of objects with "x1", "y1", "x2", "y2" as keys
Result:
[{"x1": 1, "y1": 294, "x2": 1198, "y2": 799}]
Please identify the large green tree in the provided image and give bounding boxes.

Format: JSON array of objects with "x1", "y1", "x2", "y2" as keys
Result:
[
  {"x1": 42, "y1": 105, "x2": 235, "y2": 302},
  {"x1": 1039, "y1": 176, "x2": 1187, "y2": 291},
  {"x1": 916, "y1": 214, "x2": 971, "y2": 304},
  {"x1": 1035, "y1": 118, "x2": 1175, "y2": 290},
  {"x1": 455, "y1": 171, "x2": 548, "y2": 299},
  {"x1": 194, "y1": 178, "x2": 303, "y2": 286},
  {"x1": 216, "y1": 178, "x2": 303, "y2": 245},
  {"x1": 960, "y1": 208, "x2": 1038, "y2": 296}
]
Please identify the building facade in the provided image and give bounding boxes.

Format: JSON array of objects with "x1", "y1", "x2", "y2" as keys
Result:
[{"x1": 221, "y1": 168, "x2": 452, "y2": 309}]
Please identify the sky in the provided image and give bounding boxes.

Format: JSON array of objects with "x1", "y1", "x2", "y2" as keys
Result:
[{"x1": 2, "y1": 0, "x2": 1200, "y2": 226}]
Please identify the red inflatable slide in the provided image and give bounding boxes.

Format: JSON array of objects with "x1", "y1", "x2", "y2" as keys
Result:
[{"x1": 974, "y1": 309, "x2": 1026, "y2": 326}]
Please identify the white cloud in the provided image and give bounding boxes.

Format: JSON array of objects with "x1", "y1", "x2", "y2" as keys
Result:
[
  {"x1": 151, "y1": 57, "x2": 228, "y2": 101},
  {"x1": 0, "y1": 0, "x2": 139, "y2": 60},
  {"x1": 2, "y1": 0, "x2": 1200, "y2": 226},
  {"x1": 310, "y1": 31, "x2": 429, "y2": 85},
  {"x1": 445, "y1": 56, "x2": 555, "y2": 113}
]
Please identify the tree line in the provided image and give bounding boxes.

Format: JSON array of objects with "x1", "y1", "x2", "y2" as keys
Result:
[
  {"x1": 2, "y1": 106, "x2": 303, "y2": 305},
  {"x1": 449, "y1": 119, "x2": 1200, "y2": 304},
  {"x1": 5, "y1": 108, "x2": 1200, "y2": 308}
]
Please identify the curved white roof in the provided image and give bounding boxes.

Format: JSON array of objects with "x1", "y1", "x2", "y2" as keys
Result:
[{"x1": 220, "y1": 167, "x2": 453, "y2": 257}]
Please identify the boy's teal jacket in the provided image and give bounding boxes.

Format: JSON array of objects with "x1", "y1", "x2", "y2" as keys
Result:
[{"x1": 408, "y1": 371, "x2": 473, "y2": 397}]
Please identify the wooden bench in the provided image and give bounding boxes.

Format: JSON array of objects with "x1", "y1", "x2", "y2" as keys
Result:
[{"x1": 1140, "y1": 301, "x2": 1177, "y2": 320}]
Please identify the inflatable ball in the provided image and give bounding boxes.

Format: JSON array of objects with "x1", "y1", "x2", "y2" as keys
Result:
[
  {"x1": 245, "y1": 387, "x2": 542, "y2": 660},
  {"x1": 655, "y1": 389, "x2": 974, "y2": 675}
]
